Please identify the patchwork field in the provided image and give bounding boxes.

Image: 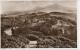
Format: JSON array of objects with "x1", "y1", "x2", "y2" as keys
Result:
[{"x1": 1, "y1": 12, "x2": 77, "y2": 48}]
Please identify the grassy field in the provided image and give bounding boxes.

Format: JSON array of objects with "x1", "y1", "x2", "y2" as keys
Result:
[{"x1": 1, "y1": 12, "x2": 77, "y2": 48}]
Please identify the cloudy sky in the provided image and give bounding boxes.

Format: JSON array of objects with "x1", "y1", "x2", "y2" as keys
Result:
[{"x1": 1, "y1": 0, "x2": 76, "y2": 14}]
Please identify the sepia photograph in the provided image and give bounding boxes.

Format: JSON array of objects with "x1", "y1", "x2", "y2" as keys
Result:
[{"x1": 1, "y1": 0, "x2": 77, "y2": 48}]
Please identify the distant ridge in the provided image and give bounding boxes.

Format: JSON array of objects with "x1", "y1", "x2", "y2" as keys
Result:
[
  {"x1": 2, "y1": 3, "x2": 76, "y2": 15},
  {"x1": 38, "y1": 4, "x2": 76, "y2": 13}
]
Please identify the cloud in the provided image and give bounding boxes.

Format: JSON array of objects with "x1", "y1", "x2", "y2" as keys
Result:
[{"x1": 1, "y1": 0, "x2": 76, "y2": 14}]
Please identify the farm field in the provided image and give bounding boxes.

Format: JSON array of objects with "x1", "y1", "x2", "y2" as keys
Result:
[{"x1": 1, "y1": 11, "x2": 77, "y2": 48}]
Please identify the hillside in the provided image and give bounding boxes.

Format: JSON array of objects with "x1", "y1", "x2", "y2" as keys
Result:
[{"x1": 1, "y1": 11, "x2": 77, "y2": 48}]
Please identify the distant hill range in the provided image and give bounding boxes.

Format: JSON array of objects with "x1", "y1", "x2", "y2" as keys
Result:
[
  {"x1": 28, "y1": 4, "x2": 76, "y2": 13},
  {"x1": 2, "y1": 3, "x2": 76, "y2": 15}
]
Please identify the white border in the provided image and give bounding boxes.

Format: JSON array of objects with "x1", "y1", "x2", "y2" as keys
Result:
[
  {"x1": 0, "y1": 0, "x2": 79, "y2": 50},
  {"x1": 77, "y1": 0, "x2": 80, "y2": 49}
]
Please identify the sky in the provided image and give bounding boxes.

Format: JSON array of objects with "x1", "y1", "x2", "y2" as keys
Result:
[{"x1": 1, "y1": 0, "x2": 76, "y2": 14}]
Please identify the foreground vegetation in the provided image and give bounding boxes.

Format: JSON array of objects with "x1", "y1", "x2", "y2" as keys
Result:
[{"x1": 1, "y1": 12, "x2": 77, "y2": 48}]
